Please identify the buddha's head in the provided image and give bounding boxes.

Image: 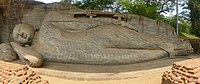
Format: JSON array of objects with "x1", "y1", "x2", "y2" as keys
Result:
[{"x1": 13, "y1": 24, "x2": 35, "y2": 45}]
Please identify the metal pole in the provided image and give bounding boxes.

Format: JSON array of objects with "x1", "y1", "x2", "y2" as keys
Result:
[{"x1": 176, "y1": 0, "x2": 179, "y2": 35}]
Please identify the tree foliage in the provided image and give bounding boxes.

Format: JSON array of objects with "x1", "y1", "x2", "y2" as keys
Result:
[
  {"x1": 119, "y1": 0, "x2": 158, "y2": 19},
  {"x1": 73, "y1": 0, "x2": 116, "y2": 11},
  {"x1": 62, "y1": 0, "x2": 176, "y2": 19},
  {"x1": 188, "y1": 0, "x2": 200, "y2": 36},
  {"x1": 61, "y1": 0, "x2": 72, "y2": 3},
  {"x1": 61, "y1": 0, "x2": 199, "y2": 37},
  {"x1": 118, "y1": 0, "x2": 176, "y2": 19},
  {"x1": 145, "y1": 0, "x2": 176, "y2": 14}
]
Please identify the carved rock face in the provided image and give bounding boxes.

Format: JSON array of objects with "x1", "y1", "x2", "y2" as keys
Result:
[
  {"x1": 11, "y1": 12, "x2": 192, "y2": 65},
  {"x1": 10, "y1": 42, "x2": 44, "y2": 68},
  {"x1": 0, "y1": 43, "x2": 17, "y2": 61},
  {"x1": 13, "y1": 24, "x2": 35, "y2": 44}
]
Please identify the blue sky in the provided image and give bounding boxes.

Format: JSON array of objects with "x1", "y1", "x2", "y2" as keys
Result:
[{"x1": 35, "y1": 0, "x2": 61, "y2": 3}]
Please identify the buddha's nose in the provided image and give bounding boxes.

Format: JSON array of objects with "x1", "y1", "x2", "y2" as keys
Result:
[{"x1": 22, "y1": 33, "x2": 27, "y2": 38}]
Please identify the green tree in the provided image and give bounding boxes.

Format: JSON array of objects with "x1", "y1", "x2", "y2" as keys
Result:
[
  {"x1": 160, "y1": 15, "x2": 192, "y2": 36},
  {"x1": 119, "y1": 0, "x2": 158, "y2": 19},
  {"x1": 61, "y1": 0, "x2": 79, "y2": 4},
  {"x1": 75, "y1": 0, "x2": 116, "y2": 11},
  {"x1": 179, "y1": 0, "x2": 190, "y2": 20},
  {"x1": 159, "y1": 15, "x2": 176, "y2": 28},
  {"x1": 179, "y1": 19, "x2": 192, "y2": 34},
  {"x1": 144, "y1": 0, "x2": 176, "y2": 14},
  {"x1": 118, "y1": 0, "x2": 175, "y2": 19},
  {"x1": 61, "y1": 0, "x2": 72, "y2": 3},
  {"x1": 188, "y1": 0, "x2": 200, "y2": 36},
  {"x1": 62, "y1": 0, "x2": 195, "y2": 37}
]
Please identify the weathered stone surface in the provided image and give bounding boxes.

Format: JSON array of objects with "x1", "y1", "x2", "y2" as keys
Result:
[
  {"x1": 162, "y1": 58, "x2": 200, "y2": 84},
  {"x1": 190, "y1": 39, "x2": 200, "y2": 54},
  {"x1": 13, "y1": 24, "x2": 35, "y2": 44},
  {"x1": 0, "y1": 43, "x2": 17, "y2": 61},
  {"x1": 0, "y1": 0, "x2": 41, "y2": 43},
  {"x1": 0, "y1": 62, "x2": 48, "y2": 84},
  {"x1": 10, "y1": 42, "x2": 43, "y2": 67},
  {"x1": 22, "y1": 5, "x2": 192, "y2": 56},
  {"x1": 0, "y1": 1, "x2": 192, "y2": 52},
  {"x1": 22, "y1": 2, "x2": 78, "y2": 31},
  {"x1": 32, "y1": 12, "x2": 175, "y2": 64},
  {"x1": 0, "y1": 1, "x2": 193, "y2": 66},
  {"x1": 11, "y1": 11, "x2": 191, "y2": 65},
  {"x1": 0, "y1": 1, "x2": 22, "y2": 43}
]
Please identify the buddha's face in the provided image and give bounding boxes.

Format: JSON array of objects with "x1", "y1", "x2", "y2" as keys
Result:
[{"x1": 13, "y1": 24, "x2": 35, "y2": 44}]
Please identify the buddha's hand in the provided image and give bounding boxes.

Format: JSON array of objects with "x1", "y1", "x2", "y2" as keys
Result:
[{"x1": 10, "y1": 42, "x2": 43, "y2": 68}]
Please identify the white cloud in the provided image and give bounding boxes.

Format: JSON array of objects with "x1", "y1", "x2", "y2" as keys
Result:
[{"x1": 35, "y1": 0, "x2": 61, "y2": 3}]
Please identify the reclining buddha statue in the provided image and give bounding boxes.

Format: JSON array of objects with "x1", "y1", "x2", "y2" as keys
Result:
[{"x1": 10, "y1": 12, "x2": 192, "y2": 67}]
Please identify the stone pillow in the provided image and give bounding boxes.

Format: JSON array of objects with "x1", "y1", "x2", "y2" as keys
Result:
[{"x1": 0, "y1": 43, "x2": 17, "y2": 61}]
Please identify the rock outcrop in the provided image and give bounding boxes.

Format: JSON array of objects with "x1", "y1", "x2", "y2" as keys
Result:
[
  {"x1": 22, "y1": 6, "x2": 192, "y2": 55},
  {"x1": 0, "y1": 0, "x2": 44, "y2": 43},
  {"x1": 0, "y1": 43, "x2": 17, "y2": 61},
  {"x1": 0, "y1": 0, "x2": 193, "y2": 66},
  {"x1": 10, "y1": 11, "x2": 191, "y2": 65},
  {"x1": 0, "y1": 0, "x2": 192, "y2": 54}
]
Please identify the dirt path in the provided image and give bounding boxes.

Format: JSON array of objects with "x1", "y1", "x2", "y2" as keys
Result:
[
  {"x1": 8, "y1": 55, "x2": 200, "y2": 84},
  {"x1": 40, "y1": 66, "x2": 170, "y2": 84}
]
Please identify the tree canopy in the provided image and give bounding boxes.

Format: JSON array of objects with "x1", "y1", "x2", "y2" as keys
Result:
[
  {"x1": 188, "y1": 0, "x2": 200, "y2": 37},
  {"x1": 61, "y1": 0, "x2": 200, "y2": 38}
]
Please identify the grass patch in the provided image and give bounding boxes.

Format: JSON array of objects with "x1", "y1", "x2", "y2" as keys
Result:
[{"x1": 181, "y1": 32, "x2": 199, "y2": 39}]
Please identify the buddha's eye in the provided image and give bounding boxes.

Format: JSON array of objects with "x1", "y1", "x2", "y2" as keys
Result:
[
  {"x1": 18, "y1": 27, "x2": 21, "y2": 32},
  {"x1": 22, "y1": 33, "x2": 27, "y2": 38}
]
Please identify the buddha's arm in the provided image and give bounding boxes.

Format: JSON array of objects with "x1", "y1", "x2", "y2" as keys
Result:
[{"x1": 10, "y1": 42, "x2": 43, "y2": 67}]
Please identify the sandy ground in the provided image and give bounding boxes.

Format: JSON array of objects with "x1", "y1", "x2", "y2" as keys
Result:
[
  {"x1": 40, "y1": 66, "x2": 170, "y2": 84},
  {"x1": 27, "y1": 55, "x2": 199, "y2": 84},
  {"x1": 1, "y1": 55, "x2": 198, "y2": 84}
]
